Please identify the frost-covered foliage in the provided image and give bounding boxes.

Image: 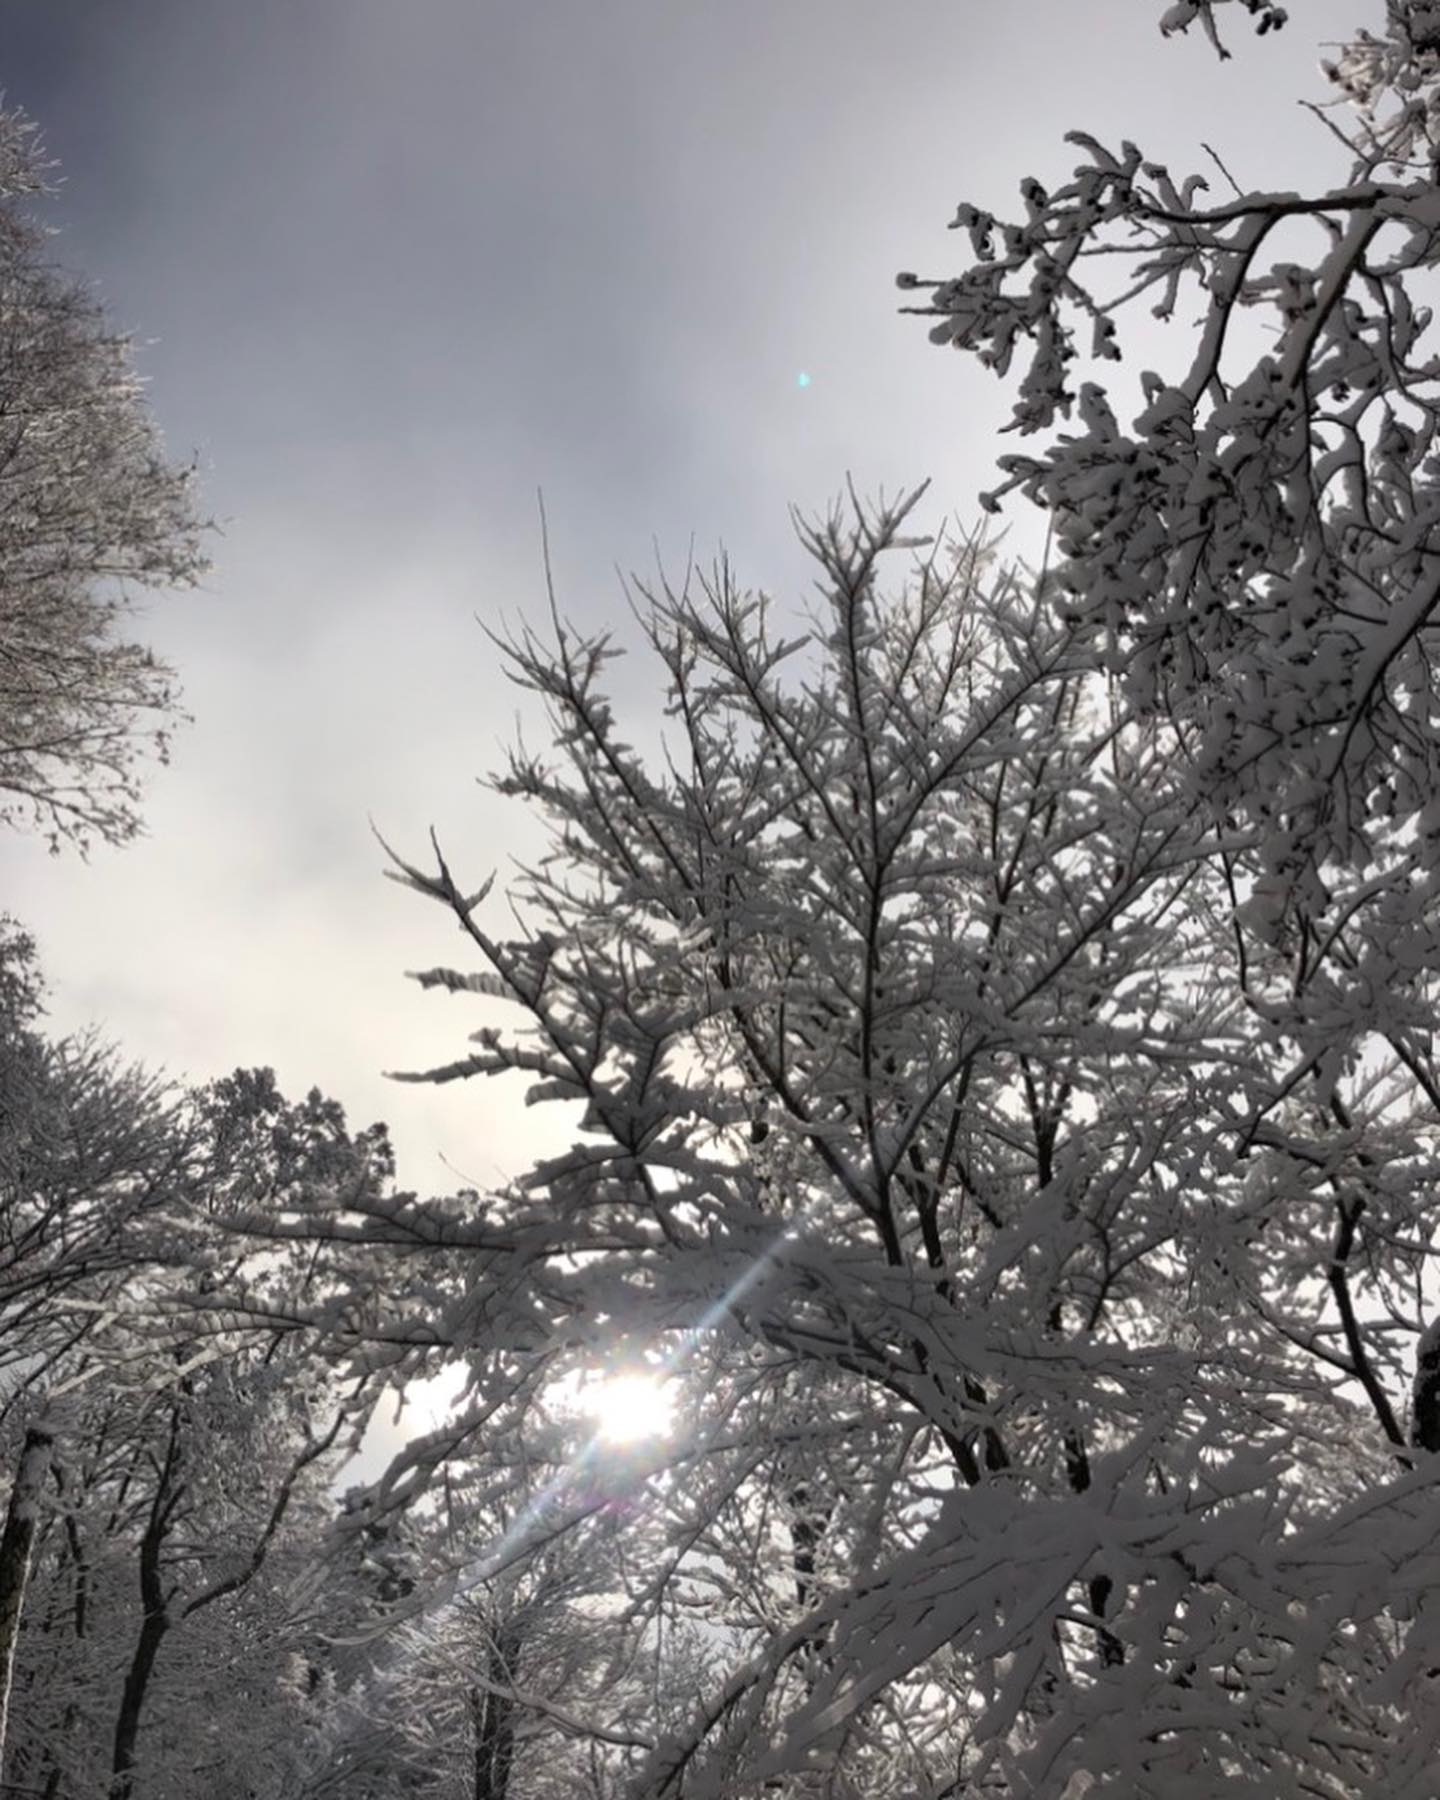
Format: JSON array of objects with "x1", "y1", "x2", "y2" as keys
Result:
[
  {"x1": 2, "y1": 1344, "x2": 344, "y2": 1800},
  {"x1": 302, "y1": 1454, "x2": 685, "y2": 1800},
  {"x1": 1156, "y1": 0, "x2": 1290, "y2": 60},
  {"x1": 0, "y1": 105, "x2": 207, "y2": 854},
  {"x1": 0, "y1": 959, "x2": 376, "y2": 1796},
  {"x1": 905, "y1": 2, "x2": 1440, "y2": 926},
  {"x1": 369, "y1": 484, "x2": 1440, "y2": 1797},
  {"x1": 0, "y1": 919, "x2": 198, "y2": 1388}
]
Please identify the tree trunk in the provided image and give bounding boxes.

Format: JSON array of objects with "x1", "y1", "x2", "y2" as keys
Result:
[
  {"x1": 109, "y1": 1607, "x2": 168, "y2": 1800},
  {"x1": 109, "y1": 1410, "x2": 180, "y2": 1800},
  {"x1": 470, "y1": 1685, "x2": 496, "y2": 1800},
  {"x1": 0, "y1": 1419, "x2": 55, "y2": 1791},
  {"x1": 470, "y1": 1628, "x2": 520, "y2": 1800}
]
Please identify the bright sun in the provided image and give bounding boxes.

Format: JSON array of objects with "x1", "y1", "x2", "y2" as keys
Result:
[{"x1": 584, "y1": 1371, "x2": 676, "y2": 1444}]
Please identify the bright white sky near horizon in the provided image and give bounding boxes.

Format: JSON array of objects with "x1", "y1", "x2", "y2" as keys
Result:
[{"x1": 1, "y1": 0, "x2": 1368, "y2": 1195}]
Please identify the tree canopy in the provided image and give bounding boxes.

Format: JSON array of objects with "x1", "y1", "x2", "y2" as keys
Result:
[
  {"x1": 17, "y1": 6, "x2": 1440, "y2": 1799},
  {"x1": 358, "y1": 476, "x2": 1440, "y2": 1795},
  {"x1": 0, "y1": 106, "x2": 207, "y2": 854},
  {"x1": 343, "y1": 7, "x2": 1440, "y2": 1793}
]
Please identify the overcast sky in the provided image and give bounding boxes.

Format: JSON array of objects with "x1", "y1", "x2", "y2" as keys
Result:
[{"x1": 0, "y1": 0, "x2": 1367, "y2": 1192}]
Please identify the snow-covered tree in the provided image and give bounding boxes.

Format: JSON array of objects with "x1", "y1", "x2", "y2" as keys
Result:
[
  {"x1": 370, "y1": 479, "x2": 1440, "y2": 1796},
  {"x1": 0, "y1": 980, "x2": 389, "y2": 1796},
  {"x1": 307, "y1": 1462, "x2": 671, "y2": 1800},
  {"x1": 2, "y1": 1329, "x2": 345, "y2": 1800},
  {"x1": 902, "y1": 2, "x2": 1440, "y2": 911},
  {"x1": 0, "y1": 924, "x2": 201, "y2": 1398},
  {"x1": 0, "y1": 105, "x2": 207, "y2": 854}
]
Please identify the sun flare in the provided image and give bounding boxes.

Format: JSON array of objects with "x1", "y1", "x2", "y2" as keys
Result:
[{"x1": 584, "y1": 1371, "x2": 675, "y2": 1444}]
